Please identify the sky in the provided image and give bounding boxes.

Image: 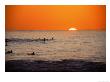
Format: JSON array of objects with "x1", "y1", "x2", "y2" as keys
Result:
[{"x1": 5, "y1": 5, "x2": 106, "y2": 31}]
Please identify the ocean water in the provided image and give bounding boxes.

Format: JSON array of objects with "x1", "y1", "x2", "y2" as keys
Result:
[{"x1": 5, "y1": 30, "x2": 106, "y2": 62}]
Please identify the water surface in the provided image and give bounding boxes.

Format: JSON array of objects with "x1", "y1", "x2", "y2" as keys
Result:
[{"x1": 5, "y1": 30, "x2": 106, "y2": 62}]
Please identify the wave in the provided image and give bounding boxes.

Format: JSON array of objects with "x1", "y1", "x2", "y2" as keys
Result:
[{"x1": 5, "y1": 38, "x2": 54, "y2": 42}]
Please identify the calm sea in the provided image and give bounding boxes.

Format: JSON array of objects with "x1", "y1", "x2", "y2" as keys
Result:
[{"x1": 5, "y1": 30, "x2": 106, "y2": 62}]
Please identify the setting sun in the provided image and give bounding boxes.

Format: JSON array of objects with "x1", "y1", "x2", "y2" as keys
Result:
[{"x1": 69, "y1": 28, "x2": 77, "y2": 31}]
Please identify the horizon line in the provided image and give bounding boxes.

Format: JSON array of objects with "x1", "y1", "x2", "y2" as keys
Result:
[{"x1": 6, "y1": 29, "x2": 106, "y2": 31}]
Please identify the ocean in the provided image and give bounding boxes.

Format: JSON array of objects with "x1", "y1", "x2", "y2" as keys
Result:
[{"x1": 5, "y1": 30, "x2": 106, "y2": 62}]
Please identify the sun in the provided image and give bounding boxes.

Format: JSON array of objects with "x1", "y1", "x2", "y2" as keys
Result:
[{"x1": 68, "y1": 27, "x2": 77, "y2": 31}]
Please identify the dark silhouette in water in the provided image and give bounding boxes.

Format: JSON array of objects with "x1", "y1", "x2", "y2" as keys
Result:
[
  {"x1": 6, "y1": 50, "x2": 13, "y2": 54},
  {"x1": 5, "y1": 39, "x2": 8, "y2": 46},
  {"x1": 43, "y1": 38, "x2": 46, "y2": 43},
  {"x1": 52, "y1": 37, "x2": 54, "y2": 40},
  {"x1": 43, "y1": 38, "x2": 46, "y2": 41},
  {"x1": 32, "y1": 52, "x2": 35, "y2": 55},
  {"x1": 27, "y1": 52, "x2": 35, "y2": 55}
]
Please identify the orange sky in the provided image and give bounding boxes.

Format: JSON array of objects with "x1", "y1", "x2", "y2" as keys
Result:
[{"x1": 5, "y1": 5, "x2": 106, "y2": 31}]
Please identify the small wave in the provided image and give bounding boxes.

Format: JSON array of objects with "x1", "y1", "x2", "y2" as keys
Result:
[{"x1": 5, "y1": 38, "x2": 54, "y2": 42}]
